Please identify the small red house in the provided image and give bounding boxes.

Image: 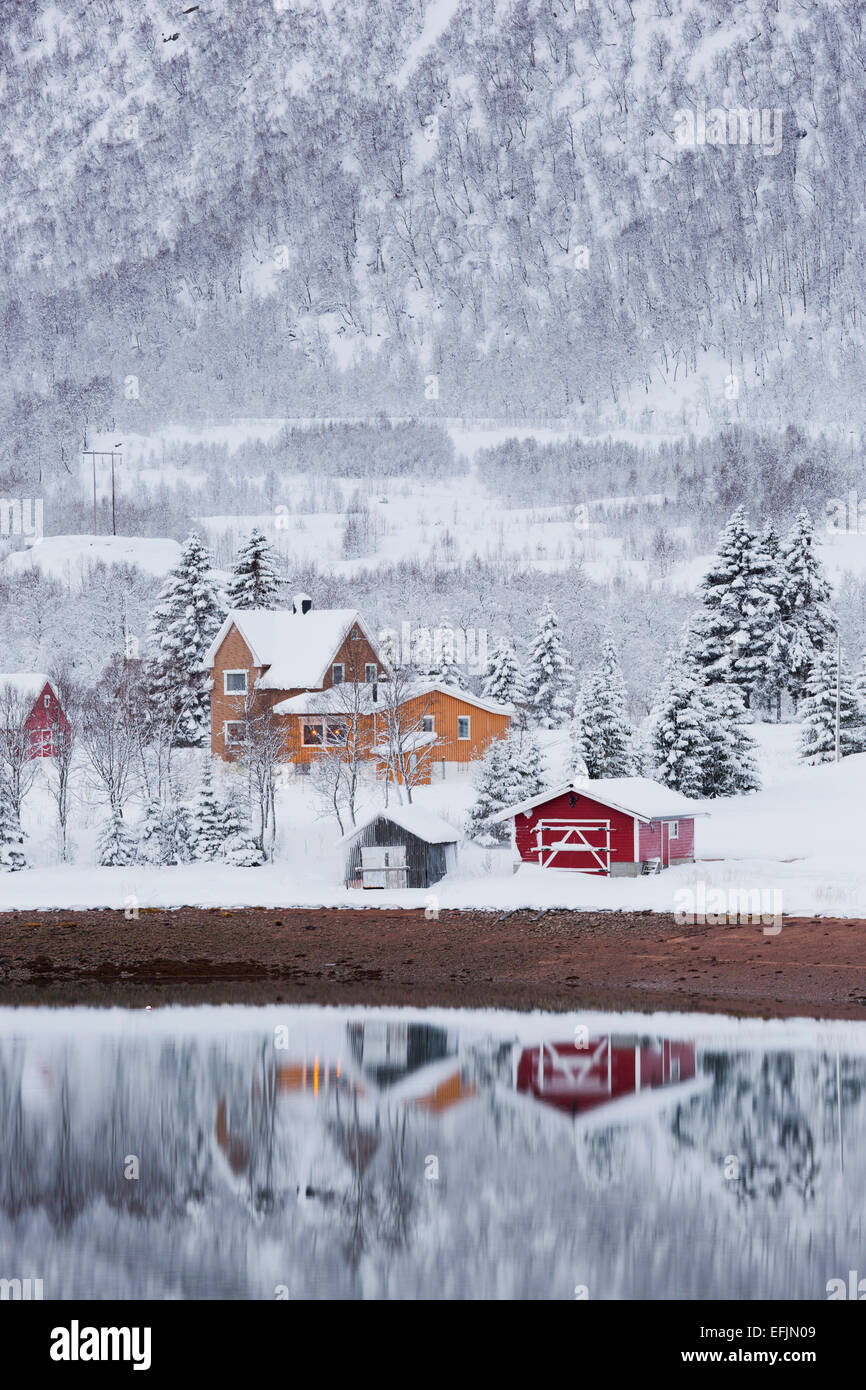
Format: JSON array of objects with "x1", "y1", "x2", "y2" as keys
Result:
[
  {"x1": 516, "y1": 1035, "x2": 697, "y2": 1117},
  {"x1": 490, "y1": 776, "x2": 707, "y2": 876},
  {"x1": 0, "y1": 673, "x2": 69, "y2": 757}
]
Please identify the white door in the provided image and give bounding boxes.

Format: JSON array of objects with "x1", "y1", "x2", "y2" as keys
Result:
[
  {"x1": 535, "y1": 820, "x2": 611, "y2": 874},
  {"x1": 360, "y1": 845, "x2": 408, "y2": 888}
]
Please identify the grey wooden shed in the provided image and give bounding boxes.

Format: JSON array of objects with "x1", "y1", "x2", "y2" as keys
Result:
[{"x1": 341, "y1": 805, "x2": 460, "y2": 890}]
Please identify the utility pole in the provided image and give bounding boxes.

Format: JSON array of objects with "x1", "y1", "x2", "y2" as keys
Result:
[
  {"x1": 82, "y1": 445, "x2": 122, "y2": 534},
  {"x1": 835, "y1": 629, "x2": 841, "y2": 763}
]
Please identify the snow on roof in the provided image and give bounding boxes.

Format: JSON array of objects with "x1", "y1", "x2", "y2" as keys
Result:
[
  {"x1": 340, "y1": 803, "x2": 461, "y2": 845},
  {"x1": 0, "y1": 672, "x2": 52, "y2": 703},
  {"x1": 489, "y1": 776, "x2": 709, "y2": 825},
  {"x1": 274, "y1": 683, "x2": 381, "y2": 715},
  {"x1": 204, "y1": 608, "x2": 378, "y2": 690},
  {"x1": 401, "y1": 680, "x2": 513, "y2": 717},
  {"x1": 272, "y1": 678, "x2": 513, "y2": 718}
]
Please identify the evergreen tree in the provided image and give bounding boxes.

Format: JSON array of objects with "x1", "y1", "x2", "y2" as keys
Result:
[
  {"x1": 225, "y1": 527, "x2": 281, "y2": 609},
  {"x1": 514, "y1": 728, "x2": 546, "y2": 801},
  {"x1": 163, "y1": 798, "x2": 194, "y2": 865},
  {"x1": 222, "y1": 830, "x2": 265, "y2": 866},
  {"x1": 572, "y1": 637, "x2": 634, "y2": 777},
  {"x1": 465, "y1": 737, "x2": 522, "y2": 844},
  {"x1": 138, "y1": 798, "x2": 169, "y2": 866},
  {"x1": 524, "y1": 599, "x2": 573, "y2": 729},
  {"x1": 695, "y1": 506, "x2": 779, "y2": 707},
  {"x1": 97, "y1": 810, "x2": 138, "y2": 867},
  {"x1": 799, "y1": 645, "x2": 865, "y2": 764},
  {"x1": 189, "y1": 759, "x2": 225, "y2": 861},
  {"x1": 755, "y1": 522, "x2": 788, "y2": 720},
  {"x1": 422, "y1": 618, "x2": 470, "y2": 689},
  {"x1": 481, "y1": 640, "x2": 525, "y2": 706},
  {"x1": 781, "y1": 509, "x2": 834, "y2": 706},
  {"x1": 148, "y1": 531, "x2": 224, "y2": 747},
  {"x1": 137, "y1": 793, "x2": 192, "y2": 865},
  {"x1": 705, "y1": 685, "x2": 761, "y2": 796},
  {"x1": 0, "y1": 783, "x2": 28, "y2": 871},
  {"x1": 647, "y1": 649, "x2": 714, "y2": 797}
]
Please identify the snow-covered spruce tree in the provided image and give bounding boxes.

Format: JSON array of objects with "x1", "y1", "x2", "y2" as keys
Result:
[
  {"x1": 189, "y1": 759, "x2": 225, "y2": 862},
  {"x1": 781, "y1": 508, "x2": 835, "y2": 707},
  {"x1": 422, "y1": 620, "x2": 470, "y2": 690},
  {"x1": 799, "y1": 645, "x2": 865, "y2": 765},
  {"x1": 704, "y1": 685, "x2": 761, "y2": 797},
  {"x1": 481, "y1": 640, "x2": 525, "y2": 707},
  {"x1": 647, "y1": 650, "x2": 715, "y2": 798},
  {"x1": 572, "y1": 637, "x2": 634, "y2": 777},
  {"x1": 97, "y1": 809, "x2": 138, "y2": 867},
  {"x1": 514, "y1": 728, "x2": 546, "y2": 801},
  {"x1": 694, "y1": 506, "x2": 779, "y2": 707},
  {"x1": 222, "y1": 829, "x2": 265, "y2": 866},
  {"x1": 138, "y1": 798, "x2": 168, "y2": 866},
  {"x1": 524, "y1": 600, "x2": 573, "y2": 729},
  {"x1": 0, "y1": 782, "x2": 28, "y2": 871},
  {"x1": 148, "y1": 531, "x2": 224, "y2": 747},
  {"x1": 225, "y1": 527, "x2": 281, "y2": 609},
  {"x1": 465, "y1": 738, "x2": 517, "y2": 845}
]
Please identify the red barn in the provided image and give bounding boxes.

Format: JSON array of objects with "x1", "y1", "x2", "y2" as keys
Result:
[
  {"x1": 490, "y1": 776, "x2": 707, "y2": 876},
  {"x1": 0, "y1": 673, "x2": 69, "y2": 757}
]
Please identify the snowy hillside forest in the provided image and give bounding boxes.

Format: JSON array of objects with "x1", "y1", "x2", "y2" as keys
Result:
[{"x1": 2, "y1": 0, "x2": 866, "y2": 883}]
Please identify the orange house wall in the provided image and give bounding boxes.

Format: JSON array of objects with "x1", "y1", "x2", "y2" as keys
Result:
[{"x1": 210, "y1": 622, "x2": 385, "y2": 761}]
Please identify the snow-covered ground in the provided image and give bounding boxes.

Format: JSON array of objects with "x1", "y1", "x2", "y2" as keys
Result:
[
  {"x1": 3, "y1": 534, "x2": 182, "y2": 581},
  {"x1": 5, "y1": 722, "x2": 866, "y2": 917}
]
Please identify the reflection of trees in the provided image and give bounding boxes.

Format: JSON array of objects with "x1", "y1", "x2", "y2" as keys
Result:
[{"x1": 682, "y1": 1053, "x2": 820, "y2": 1205}]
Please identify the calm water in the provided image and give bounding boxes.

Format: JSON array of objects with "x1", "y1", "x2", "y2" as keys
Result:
[{"x1": 0, "y1": 1005, "x2": 862, "y2": 1299}]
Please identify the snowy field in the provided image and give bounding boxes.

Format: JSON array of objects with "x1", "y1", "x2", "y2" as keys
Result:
[
  {"x1": 4, "y1": 722, "x2": 866, "y2": 918},
  {"x1": 4, "y1": 415, "x2": 863, "y2": 593}
]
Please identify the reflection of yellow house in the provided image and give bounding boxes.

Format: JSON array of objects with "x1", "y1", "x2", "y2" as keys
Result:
[{"x1": 414, "y1": 1072, "x2": 477, "y2": 1115}]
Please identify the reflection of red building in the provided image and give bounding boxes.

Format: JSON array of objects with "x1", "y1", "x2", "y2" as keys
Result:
[{"x1": 516, "y1": 1036, "x2": 696, "y2": 1116}]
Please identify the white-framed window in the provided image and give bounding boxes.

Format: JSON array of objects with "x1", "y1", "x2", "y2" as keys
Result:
[
  {"x1": 421, "y1": 714, "x2": 435, "y2": 733},
  {"x1": 457, "y1": 715, "x2": 470, "y2": 740},
  {"x1": 302, "y1": 720, "x2": 324, "y2": 746},
  {"x1": 224, "y1": 720, "x2": 247, "y2": 746},
  {"x1": 365, "y1": 663, "x2": 378, "y2": 684},
  {"x1": 326, "y1": 720, "x2": 347, "y2": 745},
  {"x1": 43, "y1": 693, "x2": 51, "y2": 708},
  {"x1": 332, "y1": 663, "x2": 345, "y2": 685},
  {"x1": 350, "y1": 627, "x2": 361, "y2": 641},
  {"x1": 668, "y1": 821, "x2": 679, "y2": 840},
  {"x1": 224, "y1": 670, "x2": 248, "y2": 695}
]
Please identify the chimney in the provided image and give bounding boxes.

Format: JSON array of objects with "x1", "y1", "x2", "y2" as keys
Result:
[{"x1": 292, "y1": 592, "x2": 313, "y2": 616}]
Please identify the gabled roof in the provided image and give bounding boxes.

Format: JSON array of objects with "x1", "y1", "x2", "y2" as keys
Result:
[
  {"x1": 399, "y1": 680, "x2": 513, "y2": 717},
  {"x1": 204, "y1": 608, "x2": 381, "y2": 690},
  {"x1": 0, "y1": 672, "x2": 53, "y2": 704},
  {"x1": 272, "y1": 679, "x2": 513, "y2": 718},
  {"x1": 489, "y1": 776, "x2": 709, "y2": 825},
  {"x1": 273, "y1": 683, "x2": 380, "y2": 716},
  {"x1": 340, "y1": 804, "x2": 461, "y2": 845}
]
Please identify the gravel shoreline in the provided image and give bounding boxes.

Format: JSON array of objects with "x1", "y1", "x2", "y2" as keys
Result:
[{"x1": 0, "y1": 907, "x2": 864, "y2": 1018}]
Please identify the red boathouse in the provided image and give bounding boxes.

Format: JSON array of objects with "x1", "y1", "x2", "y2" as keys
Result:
[{"x1": 490, "y1": 776, "x2": 707, "y2": 876}]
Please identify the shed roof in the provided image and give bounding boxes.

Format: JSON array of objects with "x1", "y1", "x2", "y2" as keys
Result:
[
  {"x1": 489, "y1": 776, "x2": 709, "y2": 825},
  {"x1": 340, "y1": 804, "x2": 461, "y2": 846}
]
